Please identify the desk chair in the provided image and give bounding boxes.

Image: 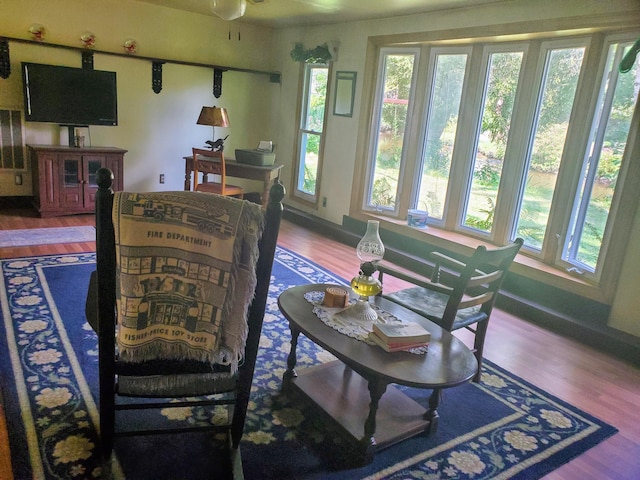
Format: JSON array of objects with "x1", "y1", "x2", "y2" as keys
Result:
[
  {"x1": 377, "y1": 238, "x2": 523, "y2": 382},
  {"x1": 193, "y1": 148, "x2": 244, "y2": 198},
  {"x1": 88, "y1": 167, "x2": 284, "y2": 478}
]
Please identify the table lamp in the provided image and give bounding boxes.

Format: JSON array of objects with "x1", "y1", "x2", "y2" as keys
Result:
[{"x1": 197, "y1": 106, "x2": 230, "y2": 151}]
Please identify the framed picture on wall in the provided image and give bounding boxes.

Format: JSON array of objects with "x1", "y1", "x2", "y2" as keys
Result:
[{"x1": 333, "y1": 71, "x2": 356, "y2": 117}]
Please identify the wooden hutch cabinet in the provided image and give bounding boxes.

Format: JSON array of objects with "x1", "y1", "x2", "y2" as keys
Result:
[{"x1": 28, "y1": 145, "x2": 126, "y2": 217}]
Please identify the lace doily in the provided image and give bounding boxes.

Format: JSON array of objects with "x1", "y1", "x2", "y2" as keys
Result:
[{"x1": 303, "y1": 290, "x2": 428, "y2": 354}]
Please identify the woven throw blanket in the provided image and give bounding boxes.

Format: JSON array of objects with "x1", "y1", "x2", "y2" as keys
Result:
[{"x1": 112, "y1": 191, "x2": 264, "y2": 374}]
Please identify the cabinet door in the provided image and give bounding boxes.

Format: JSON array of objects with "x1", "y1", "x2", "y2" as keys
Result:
[
  {"x1": 59, "y1": 154, "x2": 84, "y2": 210},
  {"x1": 105, "y1": 154, "x2": 124, "y2": 191},
  {"x1": 36, "y1": 153, "x2": 60, "y2": 210},
  {"x1": 83, "y1": 155, "x2": 107, "y2": 210}
]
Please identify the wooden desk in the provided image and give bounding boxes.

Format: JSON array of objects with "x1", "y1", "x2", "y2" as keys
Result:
[{"x1": 183, "y1": 155, "x2": 284, "y2": 207}]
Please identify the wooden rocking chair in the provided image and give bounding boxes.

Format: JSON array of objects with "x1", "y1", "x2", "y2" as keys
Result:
[{"x1": 88, "y1": 167, "x2": 284, "y2": 478}]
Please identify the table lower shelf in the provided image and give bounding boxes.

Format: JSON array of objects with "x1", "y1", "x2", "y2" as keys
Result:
[{"x1": 288, "y1": 361, "x2": 430, "y2": 450}]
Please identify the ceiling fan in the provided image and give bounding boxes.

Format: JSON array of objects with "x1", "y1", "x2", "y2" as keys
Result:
[{"x1": 210, "y1": 0, "x2": 266, "y2": 21}]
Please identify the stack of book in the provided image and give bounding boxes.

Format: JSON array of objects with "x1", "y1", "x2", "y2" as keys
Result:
[{"x1": 370, "y1": 322, "x2": 431, "y2": 352}]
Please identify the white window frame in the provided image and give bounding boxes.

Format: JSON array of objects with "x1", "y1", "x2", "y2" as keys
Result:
[
  {"x1": 557, "y1": 34, "x2": 639, "y2": 281},
  {"x1": 456, "y1": 43, "x2": 530, "y2": 242},
  {"x1": 411, "y1": 46, "x2": 473, "y2": 227},
  {"x1": 361, "y1": 32, "x2": 640, "y2": 286},
  {"x1": 293, "y1": 62, "x2": 330, "y2": 205},
  {"x1": 510, "y1": 38, "x2": 590, "y2": 259},
  {"x1": 363, "y1": 47, "x2": 420, "y2": 215}
]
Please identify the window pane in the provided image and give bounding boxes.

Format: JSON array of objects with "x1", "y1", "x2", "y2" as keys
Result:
[
  {"x1": 565, "y1": 42, "x2": 639, "y2": 270},
  {"x1": 87, "y1": 160, "x2": 102, "y2": 187},
  {"x1": 64, "y1": 159, "x2": 79, "y2": 187},
  {"x1": 464, "y1": 51, "x2": 523, "y2": 233},
  {"x1": 305, "y1": 67, "x2": 328, "y2": 131},
  {"x1": 416, "y1": 53, "x2": 467, "y2": 219},
  {"x1": 297, "y1": 132, "x2": 321, "y2": 195},
  {"x1": 368, "y1": 53, "x2": 416, "y2": 209},
  {"x1": 515, "y1": 47, "x2": 585, "y2": 249},
  {"x1": 296, "y1": 65, "x2": 328, "y2": 198}
]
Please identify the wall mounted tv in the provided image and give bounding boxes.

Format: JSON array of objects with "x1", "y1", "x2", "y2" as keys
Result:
[{"x1": 22, "y1": 62, "x2": 118, "y2": 128}]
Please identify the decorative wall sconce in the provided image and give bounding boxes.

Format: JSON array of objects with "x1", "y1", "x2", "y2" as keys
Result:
[
  {"x1": 80, "y1": 32, "x2": 96, "y2": 49},
  {"x1": 123, "y1": 39, "x2": 137, "y2": 55},
  {"x1": 28, "y1": 24, "x2": 45, "y2": 42}
]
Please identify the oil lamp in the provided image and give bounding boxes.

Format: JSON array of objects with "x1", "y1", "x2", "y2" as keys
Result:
[{"x1": 345, "y1": 220, "x2": 385, "y2": 322}]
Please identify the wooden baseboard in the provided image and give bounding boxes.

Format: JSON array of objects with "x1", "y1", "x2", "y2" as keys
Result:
[{"x1": 497, "y1": 291, "x2": 640, "y2": 367}]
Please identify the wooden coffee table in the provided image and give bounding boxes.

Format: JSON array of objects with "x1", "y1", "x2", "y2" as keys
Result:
[{"x1": 278, "y1": 283, "x2": 478, "y2": 466}]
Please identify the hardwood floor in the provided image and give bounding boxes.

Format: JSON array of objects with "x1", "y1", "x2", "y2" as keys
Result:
[
  {"x1": 1, "y1": 210, "x2": 639, "y2": 479},
  {"x1": 0, "y1": 208, "x2": 96, "y2": 259}
]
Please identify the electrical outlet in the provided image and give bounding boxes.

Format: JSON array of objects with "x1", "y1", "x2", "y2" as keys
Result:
[
  {"x1": 322, "y1": 197, "x2": 327, "y2": 207},
  {"x1": 159, "y1": 174, "x2": 165, "y2": 184},
  {"x1": 15, "y1": 173, "x2": 23, "y2": 185}
]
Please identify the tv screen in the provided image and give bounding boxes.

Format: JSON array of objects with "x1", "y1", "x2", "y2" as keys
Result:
[{"x1": 22, "y1": 62, "x2": 118, "y2": 126}]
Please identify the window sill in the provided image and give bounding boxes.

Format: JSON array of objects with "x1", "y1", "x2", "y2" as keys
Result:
[{"x1": 359, "y1": 213, "x2": 608, "y2": 304}]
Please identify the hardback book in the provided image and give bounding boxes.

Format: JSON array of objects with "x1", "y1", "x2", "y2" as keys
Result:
[
  {"x1": 370, "y1": 332, "x2": 428, "y2": 352},
  {"x1": 372, "y1": 321, "x2": 431, "y2": 344}
]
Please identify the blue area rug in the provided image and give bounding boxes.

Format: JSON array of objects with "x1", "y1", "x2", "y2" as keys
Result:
[
  {"x1": 0, "y1": 226, "x2": 95, "y2": 248},
  {"x1": 0, "y1": 248, "x2": 617, "y2": 479}
]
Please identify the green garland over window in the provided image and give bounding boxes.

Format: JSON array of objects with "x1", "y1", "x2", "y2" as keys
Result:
[{"x1": 290, "y1": 42, "x2": 332, "y2": 63}]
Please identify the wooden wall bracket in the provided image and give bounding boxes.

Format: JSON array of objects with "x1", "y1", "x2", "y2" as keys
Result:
[
  {"x1": 82, "y1": 50, "x2": 94, "y2": 70},
  {"x1": 213, "y1": 68, "x2": 225, "y2": 98},
  {"x1": 152, "y1": 61, "x2": 164, "y2": 94},
  {"x1": 0, "y1": 38, "x2": 10, "y2": 79}
]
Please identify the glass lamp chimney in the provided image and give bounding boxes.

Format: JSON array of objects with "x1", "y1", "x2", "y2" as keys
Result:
[{"x1": 356, "y1": 220, "x2": 385, "y2": 265}]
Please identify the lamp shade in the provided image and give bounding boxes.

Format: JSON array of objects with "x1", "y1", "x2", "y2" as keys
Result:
[
  {"x1": 197, "y1": 106, "x2": 230, "y2": 127},
  {"x1": 210, "y1": 0, "x2": 247, "y2": 21}
]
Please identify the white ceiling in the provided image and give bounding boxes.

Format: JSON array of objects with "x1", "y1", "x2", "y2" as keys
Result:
[{"x1": 135, "y1": 0, "x2": 506, "y2": 28}]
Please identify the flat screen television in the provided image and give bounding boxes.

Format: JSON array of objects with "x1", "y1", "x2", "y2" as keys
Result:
[{"x1": 22, "y1": 62, "x2": 118, "y2": 128}]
